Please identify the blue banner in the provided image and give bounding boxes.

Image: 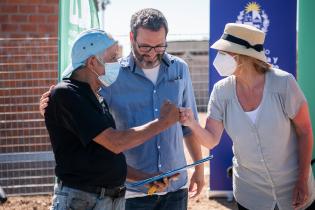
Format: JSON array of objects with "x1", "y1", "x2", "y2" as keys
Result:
[{"x1": 209, "y1": 0, "x2": 297, "y2": 194}]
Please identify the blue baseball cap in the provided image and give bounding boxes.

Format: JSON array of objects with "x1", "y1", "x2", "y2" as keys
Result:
[{"x1": 62, "y1": 29, "x2": 117, "y2": 79}]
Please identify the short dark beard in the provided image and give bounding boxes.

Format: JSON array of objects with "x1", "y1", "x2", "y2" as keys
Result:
[{"x1": 131, "y1": 44, "x2": 164, "y2": 69}]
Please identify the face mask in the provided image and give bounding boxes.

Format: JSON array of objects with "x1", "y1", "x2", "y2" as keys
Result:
[
  {"x1": 95, "y1": 57, "x2": 120, "y2": 87},
  {"x1": 213, "y1": 52, "x2": 237, "y2": 76}
]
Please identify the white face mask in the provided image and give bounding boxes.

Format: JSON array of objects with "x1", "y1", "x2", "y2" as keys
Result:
[
  {"x1": 96, "y1": 57, "x2": 120, "y2": 87},
  {"x1": 213, "y1": 52, "x2": 237, "y2": 76}
]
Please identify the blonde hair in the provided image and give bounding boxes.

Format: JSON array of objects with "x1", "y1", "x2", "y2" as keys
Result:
[{"x1": 237, "y1": 54, "x2": 271, "y2": 74}]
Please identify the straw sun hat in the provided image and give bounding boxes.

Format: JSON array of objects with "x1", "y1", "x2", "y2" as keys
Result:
[{"x1": 211, "y1": 23, "x2": 267, "y2": 62}]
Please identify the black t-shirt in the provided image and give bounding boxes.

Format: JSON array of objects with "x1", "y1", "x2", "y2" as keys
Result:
[{"x1": 45, "y1": 79, "x2": 127, "y2": 188}]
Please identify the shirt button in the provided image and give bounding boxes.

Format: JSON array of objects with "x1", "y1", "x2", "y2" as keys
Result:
[
  {"x1": 155, "y1": 109, "x2": 158, "y2": 112},
  {"x1": 158, "y1": 164, "x2": 162, "y2": 168},
  {"x1": 157, "y1": 146, "x2": 161, "y2": 149},
  {"x1": 153, "y1": 90, "x2": 156, "y2": 93}
]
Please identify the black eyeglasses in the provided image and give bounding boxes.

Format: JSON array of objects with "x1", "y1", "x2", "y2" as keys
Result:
[{"x1": 136, "y1": 41, "x2": 167, "y2": 53}]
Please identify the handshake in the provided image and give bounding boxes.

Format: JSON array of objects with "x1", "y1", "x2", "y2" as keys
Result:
[{"x1": 159, "y1": 100, "x2": 197, "y2": 127}]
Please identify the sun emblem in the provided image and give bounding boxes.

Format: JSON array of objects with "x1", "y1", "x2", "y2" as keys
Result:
[
  {"x1": 236, "y1": 1, "x2": 270, "y2": 33},
  {"x1": 245, "y1": 2, "x2": 261, "y2": 13}
]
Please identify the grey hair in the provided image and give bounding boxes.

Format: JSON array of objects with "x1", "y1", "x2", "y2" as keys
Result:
[{"x1": 130, "y1": 8, "x2": 168, "y2": 40}]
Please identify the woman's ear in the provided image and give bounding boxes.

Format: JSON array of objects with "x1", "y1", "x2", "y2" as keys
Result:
[{"x1": 234, "y1": 54, "x2": 241, "y2": 65}]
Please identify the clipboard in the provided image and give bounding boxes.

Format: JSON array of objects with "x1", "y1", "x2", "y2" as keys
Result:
[{"x1": 129, "y1": 155, "x2": 213, "y2": 187}]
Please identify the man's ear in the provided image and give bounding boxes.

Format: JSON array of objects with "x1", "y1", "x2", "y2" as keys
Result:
[
  {"x1": 86, "y1": 56, "x2": 97, "y2": 69},
  {"x1": 129, "y1": 32, "x2": 134, "y2": 43}
]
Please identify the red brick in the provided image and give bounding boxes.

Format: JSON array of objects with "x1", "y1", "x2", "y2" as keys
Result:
[
  {"x1": 0, "y1": 145, "x2": 52, "y2": 153},
  {"x1": 0, "y1": 54, "x2": 58, "y2": 63},
  {"x1": 10, "y1": 14, "x2": 28, "y2": 22},
  {"x1": 8, "y1": 0, "x2": 44, "y2": 3},
  {"x1": 2, "y1": 33, "x2": 26, "y2": 38},
  {"x1": 0, "y1": 61, "x2": 58, "y2": 72},
  {"x1": 47, "y1": 15, "x2": 58, "y2": 23},
  {"x1": 38, "y1": 5, "x2": 55, "y2": 14},
  {"x1": 0, "y1": 112, "x2": 40, "y2": 121},
  {"x1": 0, "y1": 86, "x2": 56, "y2": 97},
  {"x1": 1, "y1": 24, "x2": 19, "y2": 32},
  {"x1": 29, "y1": 15, "x2": 46, "y2": 23},
  {"x1": 0, "y1": 15, "x2": 9, "y2": 23},
  {"x1": 0, "y1": 120, "x2": 46, "y2": 130},
  {"x1": 19, "y1": 5, "x2": 37, "y2": 13},
  {"x1": 0, "y1": 127, "x2": 47, "y2": 137},
  {"x1": 20, "y1": 24, "x2": 37, "y2": 32},
  {"x1": 1, "y1": 5, "x2": 18, "y2": 13},
  {"x1": 45, "y1": 0, "x2": 58, "y2": 3},
  {"x1": 1, "y1": 79, "x2": 53, "y2": 88},
  {"x1": 0, "y1": 94, "x2": 42, "y2": 105},
  {"x1": 38, "y1": 24, "x2": 57, "y2": 34}
]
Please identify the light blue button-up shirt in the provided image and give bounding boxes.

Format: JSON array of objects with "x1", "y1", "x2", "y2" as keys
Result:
[{"x1": 99, "y1": 53, "x2": 198, "y2": 193}]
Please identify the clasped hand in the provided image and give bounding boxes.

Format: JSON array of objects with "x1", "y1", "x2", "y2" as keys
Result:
[{"x1": 159, "y1": 101, "x2": 196, "y2": 127}]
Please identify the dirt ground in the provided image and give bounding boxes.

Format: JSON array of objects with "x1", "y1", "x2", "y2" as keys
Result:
[
  {"x1": 0, "y1": 113, "x2": 238, "y2": 210},
  {"x1": 0, "y1": 180, "x2": 237, "y2": 210},
  {"x1": 0, "y1": 181, "x2": 237, "y2": 210}
]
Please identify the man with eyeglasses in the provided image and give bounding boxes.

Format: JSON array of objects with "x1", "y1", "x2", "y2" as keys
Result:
[
  {"x1": 103, "y1": 8, "x2": 204, "y2": 210},
  {"x1": 40, "y1": 8, "x2": 204, "y2": 210}
]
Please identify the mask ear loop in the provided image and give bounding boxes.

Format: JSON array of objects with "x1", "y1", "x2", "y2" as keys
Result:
[
  {"x1": 90, "y1": 67, "x2": 101, "y2": 78},
  {"x1": 86, "y1": 60, "x2": 101, "y2": 78},
  {"x1": 232, "y1": 55, "x2": 239, "y2": 65},
  {"x1": 91, "y1": 56, "x2": 106, "y2": 77}
]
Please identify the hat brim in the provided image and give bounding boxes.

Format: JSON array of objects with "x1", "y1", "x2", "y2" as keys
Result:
[
  {"x1": 61, "y1": 62, "x2": 84, "y2": 79},
  {"x1": 211, "y1": 39, "x2": 267, "y2": 63}
]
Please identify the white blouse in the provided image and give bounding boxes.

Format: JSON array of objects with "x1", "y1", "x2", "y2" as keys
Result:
[
  {"x1": 207, "y1": 68, "x2": 315, "y2": 210},
  {"x1": 245, "y1": 104, "x2": 261, "y2": 124}
]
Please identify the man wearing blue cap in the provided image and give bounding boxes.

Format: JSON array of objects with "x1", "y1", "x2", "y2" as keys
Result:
[
  {"x1": 40, "y1": 9, "x2": 204, "y2": 210},
  {"x1": 44, "y1": 29, "x2": 180, "y2": 210}
]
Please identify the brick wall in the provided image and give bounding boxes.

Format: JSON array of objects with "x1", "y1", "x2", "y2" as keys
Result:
[{"x1": 0, "y1": 0, "x2": 58, "y2": 195}]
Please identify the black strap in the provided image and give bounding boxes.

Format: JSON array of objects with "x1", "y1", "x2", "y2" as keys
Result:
[
  {"x1": 221, "y1": 33, "x2": 264, "y2": 52},
  {"x1": 57, "y1": 178, "x2": 126, "y2": 198}
]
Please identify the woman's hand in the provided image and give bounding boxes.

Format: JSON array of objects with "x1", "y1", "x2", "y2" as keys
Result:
[
  {"x1": 292, "y1": 178, "x2": 309, "y2": 210},
  {"x1": 179, "y1": 107, "x2": 195, "y2": 127}
]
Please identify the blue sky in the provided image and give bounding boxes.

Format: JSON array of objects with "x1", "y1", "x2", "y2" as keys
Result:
[{"x1": 102, "y1": 0, "x2": 209, "y2": 55}]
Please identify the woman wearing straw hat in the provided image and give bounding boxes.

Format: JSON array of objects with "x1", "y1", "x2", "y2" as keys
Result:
[{"x1": 179, "y1": 23, "x2": 315, "y2": 210}]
